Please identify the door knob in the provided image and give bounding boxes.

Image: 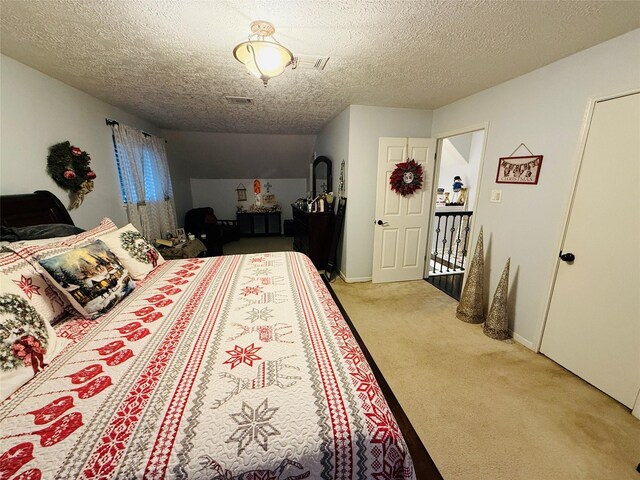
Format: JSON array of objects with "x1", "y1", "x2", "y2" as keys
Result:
[
  {"x1": 376, "y1": 220, "x2": 389, "y2": 226},
  {"x1": 559, "y1": 252, "x2": 575, "y2": 263}
]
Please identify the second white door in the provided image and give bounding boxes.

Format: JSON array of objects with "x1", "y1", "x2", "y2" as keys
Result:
[{"x1": 541, "y1": 92, "x2": 640, "y2": 409}]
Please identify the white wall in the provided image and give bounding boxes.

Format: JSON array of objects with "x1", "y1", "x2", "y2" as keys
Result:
[
  {"x1": 345, "y1": 106, "x2": 433, "y2": 281},
  {"x1": 190, "y1": 178, "x2": 307, "y2": 229},
  {"x1": 0, "y1": 55, "x2": 161, "y2": 229},
  {"x1": 0, "y1": 55, "x2": 307, "y2": 232},
  {"x1": 438, "y1": 130, "x2": 484, "y2": 211},
  {"x1": 314, "y1": 105, "x2": 433, "y2": 281},
  {"x1": 313, "y1": 107, "x2": 351, "y2": 196},
  {"x1": 313, "y1": 107, "x2": 351, "y2": 272},
  {"x1": 465, "y1": 131, "x2": 484, "y2": 212},
  {"x1": 431, "y1": 29, "x2": 640, "y2": 348}
]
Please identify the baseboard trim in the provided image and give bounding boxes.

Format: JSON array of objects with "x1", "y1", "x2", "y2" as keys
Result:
[
  {"x1": 511, "y1": 331, "x2": 535, "y2": 351},
  {"x1": 339, "y1": 273, "x2": 372, "y2": 283}
]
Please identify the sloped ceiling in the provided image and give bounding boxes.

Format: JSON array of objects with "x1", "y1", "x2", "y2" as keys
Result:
[
  {"x1": 1, "y1": 0, "x2": 639, "y2": 134},
  {"x1": 163, "y1": 131, "x2": 316, "y2": 178}
]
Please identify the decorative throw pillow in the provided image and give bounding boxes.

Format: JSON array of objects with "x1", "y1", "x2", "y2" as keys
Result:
[
  {"x1": 38, "y1": 240, "x2": 135, "y2": 319},
  {"x1": 0, "y1": 291, "x2": 68, "y2": 401},
  {"x1": 0, "y1": 251, "x2": 71, "y2": 325},
  {"x1": 97, "y1": 224, "x2": 165, "y2": 280}
]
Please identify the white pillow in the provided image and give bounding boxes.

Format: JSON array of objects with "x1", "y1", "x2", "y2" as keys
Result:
[
  {"x1": 0, "y1": 272, "x2": 69, "y2": 401},
  {"x1": 97, "y1": 224, "x2": 165, "y2": 280},
  {"x1": 0, "y1": 251, "x2": 71, "y2": 325}
]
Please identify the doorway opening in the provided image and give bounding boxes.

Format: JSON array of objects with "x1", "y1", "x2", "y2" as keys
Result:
[{"x1": 425, "y1": 129, "x2": 486, "y2": 300}]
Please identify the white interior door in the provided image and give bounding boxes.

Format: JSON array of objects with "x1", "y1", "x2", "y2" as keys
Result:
[
  {"x1": 372, "y1": 137, "x2": 435, "y2": 283},
  {"x1": 541, "y1": 93, "x2": 640, "y2": 408}
]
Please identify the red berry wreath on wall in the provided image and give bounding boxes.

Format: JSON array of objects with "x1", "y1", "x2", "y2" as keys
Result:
[
  {"x1": 47, "y1": 141, "x2": 96, "y2": 210},
  {"x1": 389, "y1": 159, "x2": 423, "y2": 196}
]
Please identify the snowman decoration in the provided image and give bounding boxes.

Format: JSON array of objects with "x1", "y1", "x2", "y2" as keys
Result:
[{"x1": 451, "y1": 176, "x2": 464, "y2": 204}]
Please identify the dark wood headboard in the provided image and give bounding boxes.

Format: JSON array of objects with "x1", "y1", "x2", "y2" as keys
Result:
[{"x1": 0, "y1": 190, "x2": 74, "y2": 227}]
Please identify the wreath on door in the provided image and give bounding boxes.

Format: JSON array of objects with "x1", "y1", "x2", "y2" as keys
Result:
[{"x1": 389, "y1": 159, "x2": 423, "y2": 196}]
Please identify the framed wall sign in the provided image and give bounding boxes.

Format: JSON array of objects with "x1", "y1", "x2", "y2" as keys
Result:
[
  {"x1": 496, "y1": 155, "x2": 543, "y2": 185},
  {"x1": 236, "y1": 183, "x2": 247, "y2": 201}
]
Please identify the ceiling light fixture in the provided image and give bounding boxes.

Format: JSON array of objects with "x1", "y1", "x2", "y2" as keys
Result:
[{"x1": 233, "y1": 20, "x2": 295, "y2": 86}]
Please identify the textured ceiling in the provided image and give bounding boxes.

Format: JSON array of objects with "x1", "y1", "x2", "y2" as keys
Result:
[{"x1": 1, "y1": 1, "x2": 639, "y2": 134}]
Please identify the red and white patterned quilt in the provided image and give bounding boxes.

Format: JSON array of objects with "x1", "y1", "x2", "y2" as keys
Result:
[{"x1": 0, "y1": 252, "x2": 414, "y2": 479}]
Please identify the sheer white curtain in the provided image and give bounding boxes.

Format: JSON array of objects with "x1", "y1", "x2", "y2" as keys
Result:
[{"x1": 111, "y1": 123, "x2": 177, "y2": 240}]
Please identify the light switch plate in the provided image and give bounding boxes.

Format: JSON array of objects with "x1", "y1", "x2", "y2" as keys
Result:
[{"x1": 490, "y1": 189, "x2": 502, "y2": 203}]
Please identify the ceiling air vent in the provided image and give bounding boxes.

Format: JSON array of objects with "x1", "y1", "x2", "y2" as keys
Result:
[
  {"x1": 225, "y1": 96, "x2": 254, "y2": 105},
  {"x1": 294, "y1": 55, "x2": 330, "y2": 71}
]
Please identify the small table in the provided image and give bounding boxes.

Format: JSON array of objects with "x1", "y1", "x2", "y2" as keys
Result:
[
  {"x1": 236, "y1": 211, "x2": 282, "y2": 237},
  {"x1": 157, "y1": 238, "x2": 207, "y2": 260}
]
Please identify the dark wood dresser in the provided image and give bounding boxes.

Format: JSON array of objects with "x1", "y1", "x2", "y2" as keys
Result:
[{"x1": 291, "y1": 205, "x2": 334, "y2": 269}]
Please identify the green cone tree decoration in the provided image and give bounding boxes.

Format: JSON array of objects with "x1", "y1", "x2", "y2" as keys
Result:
[
  {"x1": 483, "y1": 258, "x2": 511, "y2": 340},
  {"x1": 456, "y1": 226, "x2": 485, "y2": 324}
]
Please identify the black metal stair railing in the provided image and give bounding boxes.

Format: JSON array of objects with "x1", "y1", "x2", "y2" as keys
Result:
[{"x1": 431, "y1": 211, "x2": 473, "y2": 274}]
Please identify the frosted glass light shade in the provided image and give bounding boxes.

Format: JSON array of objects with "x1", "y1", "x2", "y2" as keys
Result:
[{"x1": 233, "y1": 40, "x2": 293, "y2": 85}]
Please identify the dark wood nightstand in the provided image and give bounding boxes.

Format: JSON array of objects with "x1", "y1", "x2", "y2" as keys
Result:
[{"x1": 236, "y1": 211, "x2": 282, "y2": 237}]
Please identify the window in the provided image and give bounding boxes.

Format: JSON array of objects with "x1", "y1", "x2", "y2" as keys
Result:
[
  {"x1": 142, "y1": 148, "x2": 158, "y2": 202},
  {"x1": 109, "y1": 122, "x2": 177, "y2": 240},
  {"x1": 112, "y1": 134, "x2": 130, "y2": 204},
  {"x1": 113, "y1": 140, "x2": 160, "y2": 204}
]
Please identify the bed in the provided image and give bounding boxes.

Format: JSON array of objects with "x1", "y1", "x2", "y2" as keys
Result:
[{"x1": 0, "y1": 191, "x2": 441, "y2": 479}]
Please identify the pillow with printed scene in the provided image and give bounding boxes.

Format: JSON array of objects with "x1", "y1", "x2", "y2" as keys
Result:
[{"x1": 38, "y1": 240, "x2": 135, "y2": 320}]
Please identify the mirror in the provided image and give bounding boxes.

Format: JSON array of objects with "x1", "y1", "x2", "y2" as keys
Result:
[{"x1": 312, "y1": 156, "x2": 332, "y2": 198}]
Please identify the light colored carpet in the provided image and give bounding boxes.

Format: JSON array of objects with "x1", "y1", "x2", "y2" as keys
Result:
[{"x1": 329, "y1": 278, "x2": 640, "y2": 480}]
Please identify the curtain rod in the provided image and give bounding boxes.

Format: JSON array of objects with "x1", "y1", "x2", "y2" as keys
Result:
[{"x1": 105, "y1": 118, "x2": 167, "y2": 143}]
